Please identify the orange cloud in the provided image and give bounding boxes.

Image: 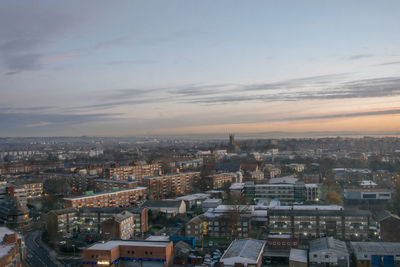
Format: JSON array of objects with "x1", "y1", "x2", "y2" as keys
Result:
[
  {"x1": 153, "y1": 114, "x2": 400, "y2": 135},
  {"x1": 44, "y1": 53, "x2": 77, "y2": 63}
]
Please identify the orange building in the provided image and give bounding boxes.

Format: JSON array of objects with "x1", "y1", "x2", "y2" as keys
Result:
[{"x1": 82, "y1": 240, "x2": 173, "y2": 266}]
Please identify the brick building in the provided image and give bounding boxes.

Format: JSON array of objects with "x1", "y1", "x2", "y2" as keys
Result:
[
  {"x1": 185, "y1": 216, "x2": 203, "y2": 241},
  {"x1": 0, "y1": 227, "x2": 26, "y2": 267},
  {"x1": 46, "y1": 207, "x2": 148, "y2": 240},
  {"x1": 374, "y1": 210, "x2": 400, "y2": 242},
  {"x1": 267, "y1": 234, "x2": 299, "y2": 249},
  {"x1": 93, "y1": 179, "x2": 138, "y2": 193},
  {"x1": 103, "y1": 164, "x2": 161, "y2": 183},
  {"x1": 268, "y1": 206, "x2": 371, "y2": 241},
  {"x1": 101, "y1": 211, "x2": 135, "y2": 240},
  {"x1": 143, "y1": 172, "x2": 201, "y2": 200},
  {"x1": 82, "y1": 240, "x2": 173, "y2": 266},
  {"x1": 204, "y1": 173, "x2": 236, "y2": 190},
  {"x1": 64, "y1": 187, "x2": 147, "y2": 209}
]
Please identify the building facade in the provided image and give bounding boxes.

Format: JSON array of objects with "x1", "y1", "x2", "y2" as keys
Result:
[
  {"x1": 93, "y1": 179, "x2": 138, "y2": 193},
  {"x1": 0, "y1": 227, "x2": 26, "y2": 267},
  {"x1": 143, "y1": 172, "x2": 201, "y2": 200},
  {"x1": 103, "y1": 164, "x2": 161, "y2": 183},
  {"x1": 268, "y1": 207, "x2": 371, "y2": 241},
  {"x1": 82, "y1": 240, "x2": 173, "y2": 267},
  {"x1": 204, "y1": 173, "x2": 236, "y2": 190},
  {"x1": 101, "y1": 211, "x2": 135, "y2": 240},
  {"x1": 64, "y1": 187, "x2": 147, "y2": 209},
  {"x1": 46, "y1": 207, "x2": 148, "y2": 239}
]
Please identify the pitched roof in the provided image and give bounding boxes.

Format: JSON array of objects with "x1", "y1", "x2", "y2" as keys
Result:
[
  {"x1": 221, "y1": 238, "x2": 266, "y2": 264},
  {"x1": 309, "y1": 237, "x2": 348, "y2": 255},
  {"x1": 374, "y1": 210, "x2": 400, "y2": 222}
]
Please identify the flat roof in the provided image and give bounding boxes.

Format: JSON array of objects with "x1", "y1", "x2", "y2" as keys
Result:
[
  {"x1": 146, "y1": 236, "x2": 170, "y2": 242},
  {"x1": 86, "y1": 240, "x2": 171, "y2": 251},
  {"x1": 143, "y1": 172, "x2": 200, "y2": 180},
  {"x1": 176, "y1": 193, "x2": 210, "y2": 201},
  {"x1": 64, "y1": 187, "x2": 147, "y2": 200},
  {"x1": 344, "y1": 188, "x2": 391, "y2": 193}
]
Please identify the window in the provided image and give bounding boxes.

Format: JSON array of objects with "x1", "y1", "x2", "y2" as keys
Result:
[
  {"x1": 145, "y1": 251, "x2": 148, "y2": 255},
  {"x1": 325, "y1": 255, "x2": 329, "y2": 259},
  {"x1": 314, "y1": 255, "x2": 317, "y2": 258}
]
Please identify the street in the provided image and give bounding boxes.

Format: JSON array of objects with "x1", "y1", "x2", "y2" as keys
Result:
[{"x1": 24, "y1": 230, "x2": 61, "y2": 267}]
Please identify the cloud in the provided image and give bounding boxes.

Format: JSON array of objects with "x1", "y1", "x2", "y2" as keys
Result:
[
  {"x1": 106, "y1": 59, "x2": 157, "y2": 65},
  {"x1": 281, "y1": 108, "x2": 400, "y2": 122},
  {"x1": 181, "y1": 76, "x2": 400, "y2": 104},
  {"x1": 44, "y1": 53, "x2": 77, "y2": 63},
  {"x1": 347, "y1": 54, "x2": 374, "y2": 60},
  {"x1": 377, "y1": 61, "x2": 400, "y2": 66},
  {"x1": 3, "y1": 71, "x2": 18, "y2": 76},
  {"x1": 0, "y1": 3, "x2": 83, "y2": 72},
  {"x1": 0, "y1": 112, "x2": 122, "y2": 129},
  {"x1": 2, "y1": 53, "x2": 43, "y2": 71}
]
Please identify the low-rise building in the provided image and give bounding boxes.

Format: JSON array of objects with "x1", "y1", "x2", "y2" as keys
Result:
[
  {"x1": 103, "y1": 164, "x2": 162, "y2": 183},
  {"x1": 220, "y1": 238, "x2": 266, "y2": 267},
  {"x1": 305, "y1": 184, "x2": 319, "y2": 201},
  {"x1": 344, "y1": 188, "x2": 391, "y2": 201},
  {"x1": 289, "y1": 249, "x2": 308, "y2": 267},
  {"x1": 0, "y1": 227, "x2": 26, "y2": 267},
  {"x1": 64, "y1": 187, "x2": 147, "y2": 209},
  {"x1": 18, "y1": 182, "x2": 43, "y2": 199},
  {"x1": 268, "y1": 205, "x2": 371, "y2": 241},
  {"x1": 101, "y1": 211, "x2": 135, "y2": 240},
  {"x1": 350, "y1": 242, "x2": 400, "y2": 267},
  {"x1": 202, "y1": 198, "x2": 222, "y2": 211},
  {"x1": 185, "y1": 216, "x2": 203, "y2": 241},
  {"x1": 144, "y1": 172, "x2": 201, "y2": 200},
  {"x1": 46, "y1": 208, "x2": 77, "y2": 239},
  {"x1": 204, "y1": 173, "x2": 236, "y2": 190},
  {"x1": 203, "y1": 205, "x2": 257, "y2": 238},
  {"x1": 93, "y1": 179, "x2": 138, "y2": 193},
  {"x1": 0, "y1": 198, "x2": 31, "y2": 230},
  {"x1": 82, "y1": 240, "x2": 173, "y2": 266},
  {"x1": 309, "y1": 237, "x2": 349, "y2": 267},
  {"x1": 142, "y1": 200, "x2": 186, "y2": 216},
  {"x1": 374, "y1": 210, "x2": 400, "y2": 242},
  {"x1": 46, "y1": 207, "x2": 148, "y2": 239},
  {"x1": 267, "y1": 234, "x2": 299, "y2": 249},
  {"x1": 175, "y1": 193, "x2": 210, "y2": 209}
]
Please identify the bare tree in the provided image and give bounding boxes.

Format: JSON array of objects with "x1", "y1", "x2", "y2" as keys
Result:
[{"x1": 222, "y1": 191, "x2": 251, "y2": 239}]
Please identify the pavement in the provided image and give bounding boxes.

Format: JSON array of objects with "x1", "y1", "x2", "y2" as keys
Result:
[{"x1": 24, "y1": 230, "x2": 64, "y2": 267}]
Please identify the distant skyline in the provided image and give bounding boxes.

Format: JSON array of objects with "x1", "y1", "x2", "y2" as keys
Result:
[{"x1": 1, "y1": 0, "x2": 400, "y2": 137}]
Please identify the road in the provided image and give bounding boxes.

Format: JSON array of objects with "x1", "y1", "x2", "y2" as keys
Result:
[{"x1": 24, "y1": 231, "x2": 61, "y2": 267}]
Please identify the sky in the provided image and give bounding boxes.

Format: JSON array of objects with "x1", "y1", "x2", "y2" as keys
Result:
[{"x1": 1, "y1": 0, "x2": 400, "y2": 137}]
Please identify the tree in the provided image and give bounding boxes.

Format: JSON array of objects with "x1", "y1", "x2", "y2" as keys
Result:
[
  {"x1": 222, "y1": 191, "x2": 251, "y2": 239},
  {"x1": 326, "y1": 191, "x2": 343, "y2": 205}
]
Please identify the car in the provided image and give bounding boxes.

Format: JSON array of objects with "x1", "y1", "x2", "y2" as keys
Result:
[{"x1": 208, "y1": 241, "x2": 213, "y2": 247}]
